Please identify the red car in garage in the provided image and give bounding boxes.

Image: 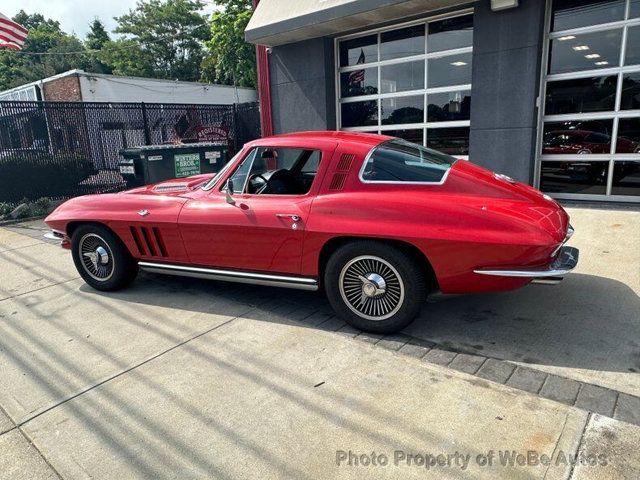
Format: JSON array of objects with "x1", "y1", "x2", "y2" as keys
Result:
[
  {"x1": 543, "y1": 129, "x2": 640, "y2": 154},
  {"x1": 45, "y1": 131, "x2": 578, "y2": 333}
]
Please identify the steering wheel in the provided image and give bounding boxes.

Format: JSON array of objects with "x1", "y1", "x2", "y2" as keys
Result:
[{"x1": 248, "y1": 173, "x2": 269, "y2": 194}]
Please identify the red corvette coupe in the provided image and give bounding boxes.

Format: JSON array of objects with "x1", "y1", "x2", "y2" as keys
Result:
[{"x1": 45, "y1": 131, "x2": 578, "y2": 333}]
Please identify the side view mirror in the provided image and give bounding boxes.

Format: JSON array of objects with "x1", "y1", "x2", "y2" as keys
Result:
[{"x1": 225, "y1": 178, "x2": 235, "y2": 205}]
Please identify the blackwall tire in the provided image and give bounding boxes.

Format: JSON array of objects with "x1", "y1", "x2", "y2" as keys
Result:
[
  {"x1": 324, "y1": 241, "x2": 426, "y2": 333},
  {"x1": 71, "y1": 224, "x2": 138, "y2": 291}
]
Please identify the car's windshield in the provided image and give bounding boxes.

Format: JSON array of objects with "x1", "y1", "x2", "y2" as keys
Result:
[
  {"x1": 361, "y1": 139, "x2": 458, "y2": 183},
  {"x1": 201, "y1": 150, "x2": 242, "y2": 190}
]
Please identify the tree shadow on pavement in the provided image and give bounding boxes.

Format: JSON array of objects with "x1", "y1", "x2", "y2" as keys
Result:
[{"x1": 111, "y1": 271, "x2": 640, "y2": 375}]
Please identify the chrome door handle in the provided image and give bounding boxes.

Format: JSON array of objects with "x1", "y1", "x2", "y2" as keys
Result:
[{"x1": 276, "y1": 213, "x2": 301, "y2": 221}]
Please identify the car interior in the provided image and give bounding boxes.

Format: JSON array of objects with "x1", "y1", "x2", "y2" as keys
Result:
[{"x1": 229, "y1": 147, "x2": 321, "y2": 195}]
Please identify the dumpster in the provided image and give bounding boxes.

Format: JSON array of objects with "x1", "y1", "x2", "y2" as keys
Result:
[{"x1": 119, "y1": 143, "x2": 230, "y2": 188}]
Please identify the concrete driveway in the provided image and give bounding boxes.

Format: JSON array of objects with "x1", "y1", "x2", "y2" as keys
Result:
[{"x1": 0, "y1": 205, "x2": 638, "y2": 479}]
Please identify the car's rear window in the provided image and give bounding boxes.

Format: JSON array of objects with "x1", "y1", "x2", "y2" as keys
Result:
[{"x1": 361, "y1": 139, "x2": 457, "y2": 183}]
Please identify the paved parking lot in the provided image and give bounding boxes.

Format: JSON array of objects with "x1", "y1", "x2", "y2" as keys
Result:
[{"x1": 0, "y1": 205, "x2": 638, "y2": 479}]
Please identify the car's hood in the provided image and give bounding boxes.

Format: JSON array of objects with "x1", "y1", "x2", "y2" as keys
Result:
[
  {"x1": 45, "y1": 174, "x2": 218, "y2": 233},
  {"x1": 125, "y1": 174, "x2": 215, "y2": 197}
]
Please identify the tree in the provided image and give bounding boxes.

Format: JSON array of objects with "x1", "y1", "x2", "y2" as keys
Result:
[
  {"x1": 0, "y1": 11, "x2": 90, "y2": 90},
  {"x1": 98, "y1": 39, "x2": 155, "y2": 78},
  {"x1": 12, "y1": 11, "x2": 61, "y2": 32},
  {"x1": 0, "y1": 2, "x2": 236, "y2": 91},
  {"x1": 85, "y1": 19, "x2": 112, "y2": 74},
  {"x1": 201, "y1": 0, "x2": 256, "y2": 88},
  {"x1": 86, "y1": 19, "x2": 110, "y2": 50},
  {"x1": 111, "y1": 0, "x2": 210, "y2": 81}
]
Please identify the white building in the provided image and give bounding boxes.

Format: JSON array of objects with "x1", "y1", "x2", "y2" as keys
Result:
[{"x1": 0, "y1": 69, "x2": 257, "y2": 104}]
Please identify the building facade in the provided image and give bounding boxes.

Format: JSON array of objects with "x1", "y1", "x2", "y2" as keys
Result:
[
  {"x1": 246, "y1": 0, "x2": 640, "y2": 203},
  {"x1": 0, "y1": 70, "x2": 258, "y2": 105}
]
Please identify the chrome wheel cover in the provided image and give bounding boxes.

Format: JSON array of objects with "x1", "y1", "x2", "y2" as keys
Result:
[
  {"x1": 339, "y1": 255, "x2": 405, "y2": 321},
  {"x1": 78, "y1": 233, "x2": 114, "y2": 281}
]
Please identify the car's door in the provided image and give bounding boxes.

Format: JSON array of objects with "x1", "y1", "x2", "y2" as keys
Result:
[{"x1": 178, "y1": 143, "x2": 335, "y2": 274}]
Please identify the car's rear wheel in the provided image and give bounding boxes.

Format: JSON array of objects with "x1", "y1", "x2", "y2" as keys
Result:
[
  {"x1": 71, "y1": 224, "x2": 138, "y2": 291},
  {"x1": 324, "y1": 241, "x2": 427, "y2": 333}
]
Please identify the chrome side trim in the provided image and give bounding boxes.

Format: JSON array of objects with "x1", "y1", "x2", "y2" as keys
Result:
[
  {"x1": 474, "y1": 246, "x2": 579, "y2": 279},
  {"x1": 138, "y1": 261, "x2": 319, "y2": 291}
]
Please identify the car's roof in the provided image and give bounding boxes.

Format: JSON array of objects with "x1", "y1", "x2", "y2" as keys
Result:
[{"x1": 246, "y1": 130, "x2": 393, "y2": 148}]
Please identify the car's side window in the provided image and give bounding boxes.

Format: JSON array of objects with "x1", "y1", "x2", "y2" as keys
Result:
[
  {"x1": 226, "y1": 147, "x2": 322, "y2": 195},
  {"x1": 301, "y1": 151, "x2": 321, "y2": 173},
  {"x1": 361, "y1": 139, "x2": 457, "y2": 184}
]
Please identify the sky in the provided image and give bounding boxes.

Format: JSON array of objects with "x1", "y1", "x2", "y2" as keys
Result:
[{"x1": 1, "y1": 0, "x2": 217, "y2": 39}]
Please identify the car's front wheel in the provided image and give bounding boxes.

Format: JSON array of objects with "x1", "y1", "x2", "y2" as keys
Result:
[
  {"x1": 71, "y1": 224, "x2": 138, "y2": 291},
  {"x1": 324, "y1": 241, "x2": 427, "y2": 333}
]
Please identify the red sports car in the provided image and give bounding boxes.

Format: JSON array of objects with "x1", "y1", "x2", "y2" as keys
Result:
[{"x1": 45, "y1": 131, "x2": 578, "y2": 333}]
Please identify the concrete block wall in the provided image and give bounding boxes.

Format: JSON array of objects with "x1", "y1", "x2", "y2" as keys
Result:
[
  {"x1": 268, "y1": 37, "x2": 337, "y2": 133},
  {"x1": 469, "y1": 0, "x2": 547, "y2": 183}
]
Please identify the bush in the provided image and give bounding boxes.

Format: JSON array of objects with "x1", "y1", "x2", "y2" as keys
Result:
[
  {"x1": 0, "y1": 151, "x2": 95, "y2": 203},
  {"x1": 0, "y1": 202, "x2": 14, "y2": 216},
  {"x1": 0, "y1": 197, "x2": 59, "y2": 220},
  {"x1": 30, "y1": 197, "x2": 54, "y2": 216}
]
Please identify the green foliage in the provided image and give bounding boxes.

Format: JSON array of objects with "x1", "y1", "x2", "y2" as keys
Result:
[
  {"x1": 0, "y1": 10, "x2": 90, "y2": 90},
  {"x1": 0, "y1": 202, "x2": 14, "y2": 217},
  {"x1": 84, "y1": 19, "x2": 113, "y2": 74},
  {"x1": 0, "y1": 198, "x2": 57, "y2": 219},
  {"x1": 98, "y1": 39, "x2": 155, "y2": 78},
  {"x1": 201, "y1": 0, "x2": 256, "y2": 88},
  {"x1": 85, "y1": 19, "x2": 110, "y2": 50},
  {"x1": 12, "y1": 11, "x2": 59, "y2": 31},
  {"x1": 30, "y1": 197, "x2": 55, "y2": 216},
  {"x1": 0, "y1": 1, "x2": 258, "y2": 91},
  {"x1": 111, "y1": 0, "x2": 210, "y2": 81}
]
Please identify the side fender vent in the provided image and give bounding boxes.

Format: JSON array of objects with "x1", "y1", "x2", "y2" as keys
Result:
[
  {"x1": 329, "y1": 172, "x2": 348, "y2": 191},
  {"x1": 130, "y1": 226, "x2": 167, "y2": 257},
  {"x1": 336, "y1": 153, "x2": 355, "y2": 172},
  {"x1": 130, "y1": 226, "x2": 145, "y2": 255}
]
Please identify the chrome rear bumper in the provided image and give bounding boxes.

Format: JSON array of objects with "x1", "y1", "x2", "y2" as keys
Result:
[{"x1": 474, "y1": 246, "x2": 579, "y2": 284}]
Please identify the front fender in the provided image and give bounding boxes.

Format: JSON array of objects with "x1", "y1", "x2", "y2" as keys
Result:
[{"x1": 45, "y1": 192, "x2": 190, "y2": 261}]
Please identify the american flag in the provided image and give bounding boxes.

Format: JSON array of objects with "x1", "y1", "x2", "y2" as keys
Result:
[
  {"x1": 348, "y1": 48, "x2": 366, "y2": 86},
  {"x1": 0, "y1": 13, "x2": 28, "y2": 51}
]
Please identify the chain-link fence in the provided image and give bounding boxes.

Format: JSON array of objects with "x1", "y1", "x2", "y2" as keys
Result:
[{"x1": 0, "y1": 101, "x2": 260, "y2": 203}]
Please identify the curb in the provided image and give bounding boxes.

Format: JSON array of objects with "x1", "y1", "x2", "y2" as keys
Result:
[{"x1": 0, "y1": 215, "x2": 47, "y2": 227}]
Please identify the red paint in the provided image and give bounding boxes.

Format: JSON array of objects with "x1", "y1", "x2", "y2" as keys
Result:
[
  {"x1": 252, "y1": 0, "x2": 273, "y2": 137},
  {"x1": 45, "y1": 131, "x2": 571, "y2": 295}
]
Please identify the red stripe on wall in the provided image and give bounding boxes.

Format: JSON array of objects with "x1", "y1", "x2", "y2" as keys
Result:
[{"x1": 252, "y1": 0, "x2": 273, "y2": 137}]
